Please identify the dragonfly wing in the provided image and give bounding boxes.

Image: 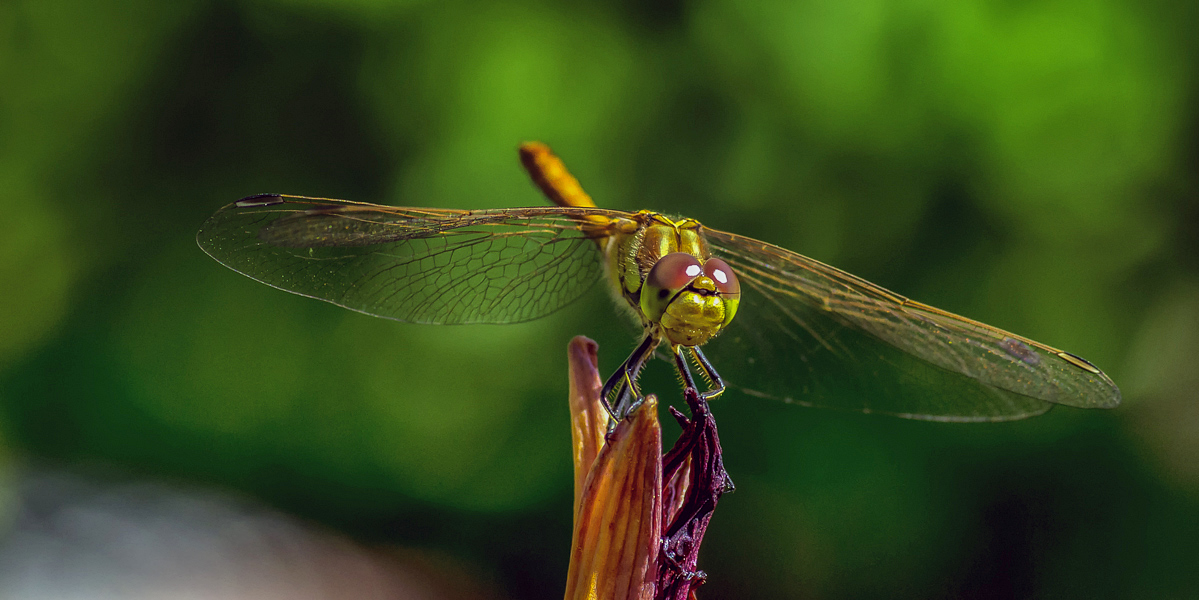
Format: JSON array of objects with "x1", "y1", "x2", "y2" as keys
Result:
[
  {"x1": 197, "y1": 195, "x2": 623, "y2": 325},
  {"x1": 703, "y1": 228, "x2": 1120, "y2": 421}
]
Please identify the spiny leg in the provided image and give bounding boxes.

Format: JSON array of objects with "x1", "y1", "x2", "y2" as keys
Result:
[
  {"x1": 600, "y1": 333, "x2": 657, "y2": 420},
  {"x1": 672, "y1": 345, "x2": 698, "y2": 391},
  {"x1": 687, "y1": 345, "x2": 726, "y2": 401}
]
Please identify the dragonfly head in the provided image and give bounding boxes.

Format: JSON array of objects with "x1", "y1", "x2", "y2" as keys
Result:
[{"x1": 640, "y1": 252, "x2": 741, "y2": 346}]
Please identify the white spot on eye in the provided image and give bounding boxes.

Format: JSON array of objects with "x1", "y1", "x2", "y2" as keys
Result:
[
  {"x1": 713, "y1": 269, "x2": 728, "y2": 284},
  {"x1": 685, "y1": 264, "x2": 702, "y2": 277}
]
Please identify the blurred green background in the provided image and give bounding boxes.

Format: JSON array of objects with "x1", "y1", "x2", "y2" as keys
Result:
[{"x1": 2, "y1": 0, "x2": 1197, "y2": 597}]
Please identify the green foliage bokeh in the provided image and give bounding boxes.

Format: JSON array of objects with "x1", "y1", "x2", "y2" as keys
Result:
[{"x1": 1, "y1": 0, "x2": 1197, "y2": 597}]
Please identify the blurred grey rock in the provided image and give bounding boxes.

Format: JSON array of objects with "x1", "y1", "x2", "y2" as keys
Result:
[{"x1": 0, "y1": 468, "x2": 495, "y2": 600}]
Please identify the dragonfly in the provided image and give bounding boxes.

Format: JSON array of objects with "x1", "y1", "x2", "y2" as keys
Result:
[{"x1": 197, "y1": 143, "x2": 1120, "y2": 422}]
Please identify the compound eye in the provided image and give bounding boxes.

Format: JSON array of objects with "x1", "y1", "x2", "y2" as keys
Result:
[
  {"x1": 640, "y1": 253, "x2": 703, "y2": 323},
  {"x1": 703, "y1": 257, "x2": 740, "y2": 296},
  {"x1": 647, "y1": 252, "x2": 704, "y2": 294}
]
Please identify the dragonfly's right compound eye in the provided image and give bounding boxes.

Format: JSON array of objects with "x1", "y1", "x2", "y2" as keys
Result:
[
  {"x1": 704, "y1": 257, "x2": 740, "y2": 326},
  {"x1": 703, "y1": 257, "x2": 740, "y2": 296},
  {"x1": 640, "y1": 252, "x2": 703, "y2": 323}
]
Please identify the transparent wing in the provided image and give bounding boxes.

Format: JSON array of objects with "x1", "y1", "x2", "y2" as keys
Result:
[
  {"x1": 702, "y1": 228, "x2": 1121, "y2": 422},
  {"x1": 197, "y1": 195, "x2": 631, "y2": 325}
]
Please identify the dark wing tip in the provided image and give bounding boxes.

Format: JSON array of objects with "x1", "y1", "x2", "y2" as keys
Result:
[
  {"x1": 235, "y1": 193, "x2": 286, "y2": 207},
  {"x1": 1051, "y1": 350, "x2": 1122, "y2": 409},
  {"x1": 1055, "y1": 350, "x2": 1102, "y2": 374}
]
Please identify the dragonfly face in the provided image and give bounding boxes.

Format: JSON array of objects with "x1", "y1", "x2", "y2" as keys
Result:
[
  {"x1": 640, "y1": 252, "x2": 740, "y2": 346},
  {"x1": 196, "y1": 144, "x2": 1121, "y2": 423}
]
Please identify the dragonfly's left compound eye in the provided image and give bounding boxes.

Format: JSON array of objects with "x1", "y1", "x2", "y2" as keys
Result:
[{"x1": 640, "y1": 252, "x2": 703, "y2": 323}]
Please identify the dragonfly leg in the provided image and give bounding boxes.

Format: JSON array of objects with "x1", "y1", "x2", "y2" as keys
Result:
[
  {"x1": 600, "y1": 333, "x2": 657, "y2": 420},
  {"x1": 672, "y1": 345, "x2": 698, "y2": 391},
  {"x1": 687, "y1": 346, "x2": 726, "y2": 401}
]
